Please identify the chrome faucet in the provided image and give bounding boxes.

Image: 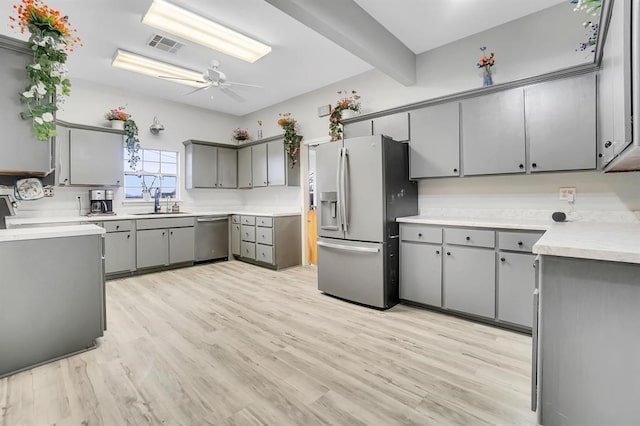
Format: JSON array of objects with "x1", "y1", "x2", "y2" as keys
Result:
[{"x1": 153, "y1": 188, "x2": 161, "y2": 213}]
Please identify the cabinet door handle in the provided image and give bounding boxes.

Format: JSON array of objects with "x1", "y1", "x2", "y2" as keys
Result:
[
  {"x1": 162, "y1": 232, "x2": 165, "y2": 236},
  {"x1": 519, "y1": 164, "x2": 524, "y2": 169},
  {"x1": 116, "y1": 225, "x2": 120, "y2": 230},
  {"x1": 604, "y1": 140, "x2": 612, "y2": 148},
  {"x1": 435, "y1": 250, "x2": 440, "y2": 255},
  {"x1": 531, "y1": 163, "x2": 538, "y2": 168},
  {"x1": 264, "y1": 181, "x2": 267, "y2": 184},
  {"x1": 500, "y1": 257, "x2": 506, "y2": 262},
  {"x1": 127, "y1": 234, "x2": 130, "y2": 239},
  {"x1": 518, "y1": 241, "x2": 523, "y2": 246},
  {"x1": 465, "y1": 236, "x2": 470, "y2": 241},
  {"x1": 446, "y1": 252, "x2": 451, "y2": 256},
  {"x1": 170, "y1": 231, "x2": 173, "y2": 235},
  {"x1": 418, "y1": 233, "x2": 422, "y2": 237},
  {"x1": 453, "y1": 168, "x2": 458, "y2": 173}
]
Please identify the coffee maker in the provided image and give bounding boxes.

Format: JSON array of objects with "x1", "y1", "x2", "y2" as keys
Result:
[{"x1": 89, "y1": 189, "x2": 115, "y2": 215}]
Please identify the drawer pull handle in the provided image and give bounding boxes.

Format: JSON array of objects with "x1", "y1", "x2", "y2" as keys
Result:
[
  {"x1": 116, "y1": 225, "x2": 120, "y2": 230},
  {"x1": 500, "y1": 257, "x2": 506, "y2": 262},
  {"x1": 517, "y1": 241, "x2": 523, "y2": 246},
  {"x1": 435, "y1": 250, "x2": 440, "y2": 255},
  {"x1": 418, "y1": 233, "x2": 422, "y2": 237},
  {"x1": 465, "y1": 236, "x2": 470, "y2": 241}
]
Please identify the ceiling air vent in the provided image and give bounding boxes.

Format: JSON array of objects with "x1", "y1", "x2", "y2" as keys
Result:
[{"x1": 147, "y1": 34, "x2": 183, "y2": 53}]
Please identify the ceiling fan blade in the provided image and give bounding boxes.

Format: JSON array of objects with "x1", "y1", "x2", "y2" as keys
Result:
[
  {"x1": 159, "y1": 75, "x2": 208, "y2": 84},
  {"x1": 220, "y1": 87, "x2": 246, "y2": 102},
  {"x1": 226, "y1": 81, "x2": 263, "y2": 89},
  {"x1": 183, "y1": 85, "x2": 212, "y2": 96}
]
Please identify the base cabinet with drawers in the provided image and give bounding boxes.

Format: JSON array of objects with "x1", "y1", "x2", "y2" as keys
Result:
[
  {"x1": 233, "y1": 214, "x2": 301, "y2": 270},
  {"x1": 399, "y1": 222, "x2": 543, "y2": 330},
  {"x1": 103, "y1": 220, "x2": 136, "y2": 275}
]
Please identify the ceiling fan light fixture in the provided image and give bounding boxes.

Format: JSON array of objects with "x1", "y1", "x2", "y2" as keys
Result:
[
  {"x1": 111, "y1": 50, "x2": 206, "y2": 88},
  {"x1": 142, "y1": 0, "x2": 272, "y2": 63}
]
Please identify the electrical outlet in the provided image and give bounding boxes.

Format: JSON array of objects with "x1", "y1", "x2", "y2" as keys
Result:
[{"x1": 559, "y1": 187, "x2": 576, "y2": 202}]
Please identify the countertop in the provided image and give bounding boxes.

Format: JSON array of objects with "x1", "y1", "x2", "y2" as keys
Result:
[
  {"x1": 533, "y1": 222, "x2": 640, "y2": 264},
  {"x1": 0, "y1": 224, "x2": 105, "y2": 242},
  {"x1": 396, "y1": 215, "x2": 551, "y2": 231},
  {"x1": 6, "y1": 210, "x2": 302, "y2": 227}
]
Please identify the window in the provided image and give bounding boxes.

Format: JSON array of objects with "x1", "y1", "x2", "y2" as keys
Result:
[{"x1": 124, "y1": 148, "x2": 178, "y2": 200}]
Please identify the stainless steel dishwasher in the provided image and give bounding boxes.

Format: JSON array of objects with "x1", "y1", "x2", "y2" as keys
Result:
[{"x1": 195, "y1": 216, "x2": 229, "y2": 262}]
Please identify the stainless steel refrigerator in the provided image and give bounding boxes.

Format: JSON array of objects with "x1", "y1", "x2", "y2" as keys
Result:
[{"x1": 316, "y1": 135, "x2": 418, "y2": 308}]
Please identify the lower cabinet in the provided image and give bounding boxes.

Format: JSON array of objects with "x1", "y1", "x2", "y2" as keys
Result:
[
  {"x1": 498, "y1": 252, "x2": 536, "y2": 328},
  {"x1": 136, "y1": 217, "x2": 195, "y2": 269},
  {"x1": 399, "y1": 241, "x2": 442, "y2": 307},
  {"x1": 399, "y1": 223, "x2": 542, "y2": 331},
  {"x1": 105, "y1": 230, "x2": 135, "y2": 274},
  {"x1": 234, "y1": 214, "x2": 301, "y2": 269},
  {"x1": 444, "y1": 246, "x2": 496, "y2": 318}
]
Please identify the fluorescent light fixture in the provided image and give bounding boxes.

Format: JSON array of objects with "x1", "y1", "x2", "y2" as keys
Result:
[
  {"x1": 111, "y1": 50, "x2": 205, "y2": 88},
  {"x1": 142, "y1": 0, "x2": 271, "y2": 63}
]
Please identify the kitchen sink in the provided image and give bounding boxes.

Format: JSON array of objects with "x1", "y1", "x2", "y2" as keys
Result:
[{"x1": 131, "y1": 212, "x2": 191, "y2": 215}]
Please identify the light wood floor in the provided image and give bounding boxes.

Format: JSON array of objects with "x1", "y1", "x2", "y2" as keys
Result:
[{"x1": 0, "y1": 261, "x2": 535, "y2": 425}]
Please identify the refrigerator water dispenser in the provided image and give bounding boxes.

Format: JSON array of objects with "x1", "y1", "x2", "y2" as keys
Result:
[{"x1": 320, "y1": 192, "x2": 338, "y2": 230}]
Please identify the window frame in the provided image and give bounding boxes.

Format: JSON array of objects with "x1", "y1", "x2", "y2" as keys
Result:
[{"x1": 123, "y1": 147, "x2": 180, "y2": 201}]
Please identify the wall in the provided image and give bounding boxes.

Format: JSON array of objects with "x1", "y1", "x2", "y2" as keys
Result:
[
  {"x1": 12, "y1": 78, "x2": 245, "y2": 217},
  {"x1": 238, "y1": 3, "x2": 640, "y2": 221}
]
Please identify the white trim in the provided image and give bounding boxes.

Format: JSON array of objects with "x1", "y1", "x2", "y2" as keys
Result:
[{"x1": 303, "y1": 136, "x2": 331, "y2": 146}]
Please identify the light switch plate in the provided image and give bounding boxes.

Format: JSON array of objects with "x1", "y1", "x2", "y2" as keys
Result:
[{"x1": 559, "y1": 187, "x2": 576, "y2": 202}]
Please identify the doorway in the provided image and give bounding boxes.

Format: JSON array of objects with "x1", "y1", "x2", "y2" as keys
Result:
[{"x1": 306, "y1": 145, "x2": 318, "y2": 265}]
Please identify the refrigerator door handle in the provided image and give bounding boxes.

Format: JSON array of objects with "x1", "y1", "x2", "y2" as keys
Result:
[
  {"x1": 342, "y1": 147, "x2": 349, "y2": 233},
  {"x1": 336, "y1": 148, "x2": 344, "y2": 232},
  {"x1": 317, "y1": 240, "x2": 380, "y2": 253}
]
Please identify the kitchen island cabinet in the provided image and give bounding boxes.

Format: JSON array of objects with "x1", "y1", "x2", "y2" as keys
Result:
[
  {"x1": 234, "y1": 214, "x2": 301, "y2": 269},
  {"x1": 0, "y1": 225, "x2": 105, "y2": 378}
]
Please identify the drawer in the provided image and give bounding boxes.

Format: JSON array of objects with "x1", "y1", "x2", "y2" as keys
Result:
[
  {"x1": 231, "y1": 215, "x2": 240, "y2": 224},
  {"x1": 400, "y1": 224, "x2": 442, "y2": 244},
  {"x1": 241, "y1": 241, "x2": 256, "y2": 260},
  {"x1": 256, "y1": 227, "x2": 273, "y2": 245},
  {"x1": 241, "y1": 215, "x2": 255, "y2": 225},
  {"x1": 256, "y1": 244, "x2": 274, "y2": 265},
  {"x1": 241, "y1": 224, "x2": 256, "y2": 242},
  {"x1": 104, "y1": 220, "x2": 133, "y2": 233},
  {"x1": 256, "y1": 216, "x2": 273, "y2": 227},
  {"x1": 498, "y1": 231, "x2": 544, "y2": 253},
  {"x1": 445, "y1": 228, "x2": 495, "y2": 248},
  {"x1": 136, "y1": 217, "x2": 194, "y2": 230}
]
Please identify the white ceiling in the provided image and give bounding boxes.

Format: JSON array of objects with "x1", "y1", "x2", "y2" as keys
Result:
[{"x1": 1, "y1": 0, "x2": 567, "y2": 116}]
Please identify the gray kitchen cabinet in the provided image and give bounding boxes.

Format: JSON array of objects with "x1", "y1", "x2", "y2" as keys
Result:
[
  {"x1": 497, "y1": 251, "x2": 535, "y2": 327},
  {"x1": 186, "y1": 143, "x2": 217, "y2": 188},
  {"x1": 400, "y1": 241, "x2": 443, "y2": 307},
  {"x1": 168, "y1": 226, "x2": 195, "y2": 264},
  {"x1": 343, "y1": 112, "x2": 409, "y2": 142},
  {"x1": 184, "y1": 141, "x2": 237, "y2": 189},
  {"x1": 409, "y1": 102, "x2": 460, "y2": 178},
  {"x1": 598, "y1": 0, "x2": 632, "y2": 167},
  {"x1": 0, "y1": 36, "x2": 53, "y2": 177},
  {"x1": 525, "y1": 74, "x2": 596, "y2": 172},
  {"x1": 217, "y1": 147, "x2": 237, "y2": 188},
  {"x1": 104, "y1": 221, "x2": 135, "y2": 275},
  {"x1": 267, "y1": 140, "x2": 286, "y2": 186},
  {"x1": 238, "y1": 146, "x2": 253, "y2": 188},
  {"x1": 136, "y1": 217, "x2": 194, "y2": 269},
  {"x1": 231, "y1": 223, "x2": 241, "y2": 256},
  {"x1": 235, "y1": 214, "x2": 301, "y2": 269},
  {"x1": 252, "y1": 143, "x2": 268, "y2": 187},
  {"x1": 443, "y1": 246, "x2": 495, "y2": 319},
  {"x1": 69, "y1": 127, "x2": 124, "y2": 186},
  {"x1": 537, "y1": 256, "x2": 640, "y2": 425},
  {"x1": 372, "y1": 112, "x2": 410, "y2": 142},
  {"x1": 462, "y1": 88, "x2": 526, "y2": 176},
  {"x1": 136, "y1": 228, "x2": 168, "y2": 269}
]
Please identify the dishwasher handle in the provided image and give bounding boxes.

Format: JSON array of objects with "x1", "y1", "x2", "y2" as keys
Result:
[{"x1": 196, "y1": 217, "x2": 228, "y2": 223}]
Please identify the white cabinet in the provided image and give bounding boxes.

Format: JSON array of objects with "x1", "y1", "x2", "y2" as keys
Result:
[
  {"x1": 409, "y1": 102, "x2": 460, "y2": 178},
  {"x1": 525, "y1": 74, "x2": 597, "y2": 172},
  {"x1": 184, "y1": 141, "x2": 237, "y2": 189},
  {"x1": 462, "y1": 88, "x2": 526, "y2": 176}
]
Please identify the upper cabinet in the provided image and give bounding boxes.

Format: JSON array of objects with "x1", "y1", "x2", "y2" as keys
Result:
[
  {"x1": 525, "y1": 74, "x2": 596, "y2": 173},
  {"x1": 344, "y1": 112, "x2": 410, "y2": 142},
  {"x1": 462, "y1": 88, "x2": 526, "y2": 176},
  {"x1": 237, "y1": 146, "x2": 252, "y2": 189},
  {"x1": 0, "y1": 36, "x2": 54, "y2": 176},
  {"x1": 410, "y1": 102, "x2": 460, "y2": 178},
  {"x1": 251, "y1": 143, "x2": 268, "y2": 188},
  {"x1": 57, "y1": 123, "x2": 124, "y2": 186},
  {"x1": 184, "y1": 141, "x2": 237, "y2": 189}
]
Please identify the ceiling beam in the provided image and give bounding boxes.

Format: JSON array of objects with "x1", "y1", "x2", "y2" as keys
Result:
[{"x1": 264, "y1": 0, "x2": 416, "y2": 86}]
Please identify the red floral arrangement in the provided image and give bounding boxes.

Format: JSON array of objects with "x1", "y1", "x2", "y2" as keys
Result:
[{"x1": 10, "y1": 0, "x2": 81, "y2": 50}]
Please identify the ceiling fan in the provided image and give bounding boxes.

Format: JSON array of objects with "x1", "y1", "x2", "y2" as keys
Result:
[{"x1": 160, "y1": 60, "x2": 261, "y2": 102}]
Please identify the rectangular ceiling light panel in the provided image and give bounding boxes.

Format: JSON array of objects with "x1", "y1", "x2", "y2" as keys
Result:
[
  {"x1": 142, "y1": 0, "x2": 271, "y2": 63},
  {"x1": 111, "y1": 50, "x2": 206, "y2": 88}
]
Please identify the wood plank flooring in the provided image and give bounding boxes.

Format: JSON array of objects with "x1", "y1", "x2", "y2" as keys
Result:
[{"x1": 0, "y1": 261, "x2": 536, "y2": 425}]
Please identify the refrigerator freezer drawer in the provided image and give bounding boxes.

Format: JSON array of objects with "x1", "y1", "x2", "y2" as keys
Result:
[{"x1": 317, "y1": 238, "x2": 386, "y2": 308}]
